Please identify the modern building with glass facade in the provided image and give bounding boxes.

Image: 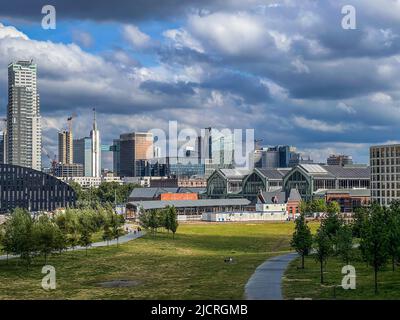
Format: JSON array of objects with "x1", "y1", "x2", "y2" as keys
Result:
[
  {"x1": 7, "y1": 60, "x2": 41, "y2": 171},
  {"x1": 0, "y1": 163, "x2": 76, "y2": 213},
  {"x1": 73, "y1": 137, "x2": 92, "y2": 176},
  {"x1": 370, "y1": 144, "x2": 400, "y2": 206}
]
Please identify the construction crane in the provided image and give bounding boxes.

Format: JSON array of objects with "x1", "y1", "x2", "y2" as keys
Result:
[
  {"x1": 67, "y1": 113, "x2": 77, "y2": 132},
  {"x1": 42, "y1": 146, "x2": 57, "y2": 169}
]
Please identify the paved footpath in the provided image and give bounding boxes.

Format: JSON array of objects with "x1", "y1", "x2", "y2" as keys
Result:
[
  {"x1": 0, "y1": 231, "x2": 145, "y2": 261},
  {"x1": 244, "y1": 252, "x2": 299, "y2": 300}
]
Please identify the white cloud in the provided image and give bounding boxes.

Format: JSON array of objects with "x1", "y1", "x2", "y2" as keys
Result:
[
  {"x1": 188, "y1": 12, "x2": 268, "y2": 55},
  {"x1": 337, "y1": 102, "x2": 356, "y2": 114},
  {"x1": 293, "y1": 116, "x2": 347, "y2": 133},
  {"x1": 123, "y1": 24, "x2": 151, "y2": 49},
  {"x1": 163, "y1": 28, "x2": 204, "y2": 53}
]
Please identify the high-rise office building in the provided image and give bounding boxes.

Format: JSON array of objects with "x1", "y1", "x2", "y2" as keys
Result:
[
  {"x1": 7, "y1": 60, "x2": 41, "y2": 171},
  {"x1": 112, "y1": 138, "x2": 121, "y2": 176},
  {"x1": 0, "y1": 131, "x2": 5, "y2": 164},
  {"x1": 119, "y1": 132, "x2": 153, "y2": 177},
  {"x1": 74, "y1": 137, "x2": 92, "y2": 177},
  {"x1": 58, "y1": 130, "x2": 73, "y2": 164},
  {"x1": 90, "y1": 109, "x2": 101, "y2": 177},
  {"x1": 198, "y1": 128, "x2": 235, "y2": 177}
]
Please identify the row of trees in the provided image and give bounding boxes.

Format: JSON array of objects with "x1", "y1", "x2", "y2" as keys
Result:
[
  {"x1": 291, "y1": 200, "x2": 400, "y2": 294},
  {"x1": 138, "y1": 206, "x2": 179, "y2": 238},
  {"x1": 0, "y1": 205, "x2": 125, "y2": 267},
  {"x1": 70, "y1": 181, "x2": 140, "y2": 207}
]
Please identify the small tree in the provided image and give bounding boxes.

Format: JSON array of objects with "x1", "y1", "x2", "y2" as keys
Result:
[
  {"x1": 6, "y1": 208, "x2": 34, "y2": 267},
  {"x1": 322, "y1": 201, "x2": 343, "y2": 242},
  {"x1": 110, "y1": 214, "x2": 125, "y2": 246},
  {"x1": 290, "y1": 214, "x2": 313, "y2": 269},
  {"x1": 387, "y1": 202, "x2": 400, "y2": 271},
  {"x1": 32, "y1": 215, "x2": 58, "y2": 264},
  {"x1": 102, "y1": 223, "x2": 113, "y2": 246},
  {"x1": 314, "y1": 228, "x2": 333, "y2": 284},
  {"x1": 335, "y1": 224, "x2": 353, "y2": 265},
  {"x1": 360, "y1": 204, "x2": 389, "y2": 294},
  {"x1": 168, "y1": 207, "x2": 179, "y2": 239},
  {"x1": 79, "y1": 214, "x2": 93, "y2": 255}
]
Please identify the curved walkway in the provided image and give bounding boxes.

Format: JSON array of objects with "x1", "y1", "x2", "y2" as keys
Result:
[
  {"x1": 0, "y1": 231, "x2": 145, "y2": 261},
  {"x1": 244, "y1": 252, "x2": 299, "y2": 300}
]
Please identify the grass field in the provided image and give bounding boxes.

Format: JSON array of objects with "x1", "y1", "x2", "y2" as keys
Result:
[
  {"x1": 0, "y1": 222, "x2": 318, "y2": 300},
  {"x1": 283, "y1": 249, "x2": 400, "y2": 300}
]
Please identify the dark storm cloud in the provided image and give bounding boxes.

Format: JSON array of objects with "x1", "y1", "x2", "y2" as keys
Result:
[
  {"x1": 140, "y1": 80, "x2": 196, "y2": 96},
  {"x1": 0, "y1": 0, "x2": 268, "y2": 22}
]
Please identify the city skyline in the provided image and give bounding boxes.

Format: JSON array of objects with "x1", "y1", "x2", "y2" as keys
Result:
[{"x1": 1, "y1": 1, "x2": 400, "y2": 168}]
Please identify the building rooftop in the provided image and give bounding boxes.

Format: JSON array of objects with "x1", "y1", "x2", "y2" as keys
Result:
[
  {"x1": 257, "y1": 168, "x2": 291, "y2": 180},
  {"x1": 219, "y1": 169, "x2": 251, "y2": 179},
  {"x1": 128, "y1": 187, "x2": 206, "y2": 200},
  {"x1": 297, "y1": 164, "x2": 370, "y2": 179},
  {"x1": 288, "y1": 188, "x2": 302, "y2": 202},
  {"x1": 314, "y1": 188, "x2": 371, "y2": 197},
  {"x1": 259, "y1": 191, "x2": 287, "y2": 204},
  {"x1": 128, "y1": 198, "x2": 251, "y2": 210}
]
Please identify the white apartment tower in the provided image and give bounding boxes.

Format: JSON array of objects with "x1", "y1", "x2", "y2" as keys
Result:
[
  {"x1": 7, "y1": 60, "x2": 42, "y2": 171},
  {"x1": 90, "y1": 109, "x2": 101, "y2": 177}
]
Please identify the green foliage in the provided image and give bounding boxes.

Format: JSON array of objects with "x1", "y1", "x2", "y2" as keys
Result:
[
  {"x1": 360, "y1": 204, "x2": 390, "y2": 294},
  {"x1": 313, "y1": 227, "x2": 333, "y2": 284},
  {"x1": 335, "y1": 224, "x2": 353, "y2": 264},
  {"x1": 386, "y1": 202, "x2": 400, "y2": 271},
  {"x1": 69, "y1": 181, "x2": 140, "y2": 206},
  {"x1": 3, "y1": 208, "x2": 34, "y2": 267},
  {"x1": 32, "y1": 215, "x2": 60, "y2": 264},
  {"x1": 321, "y1": 202, "x2": 343, "y2": 240},
  {"x1": 291, "y1": 214, "x2": 313, "y2": 269},
  {"x1": 138, "y1": 206, "x2": 179, "y2": 238}
]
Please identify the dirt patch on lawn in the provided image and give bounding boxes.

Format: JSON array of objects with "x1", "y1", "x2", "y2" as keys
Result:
[{"x1": 97, "y1": 280, "x2": 142, "y2": 288}]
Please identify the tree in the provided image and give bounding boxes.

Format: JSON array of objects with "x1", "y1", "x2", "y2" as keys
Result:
[
  {"x1": 386, "y1": 203, "x2": 400, "y2": 271},
  {"x1": 290, "y1": 214, "x2": 313, "y2": 269},
  {"x1": 360, "y1": 204, "x2": 389, "y2": 294},
  {"x1": 0, "y1": 225, "x2": 12, "y2": 264},
  {"x1": 299, "y1": 201, "x2": 310, "y2": 216},
  {"x1": 110, "y1": 213, "x2": 125, "y2": 246},
  {"x1": 352, "y1": 207, "x2": 367, "y2": 238},
  {"x1": 78, "y1": 213, "x2": 93, "y2": 255},
  {"x1": 5, "y1": 208, "x2": 34, "y2": 267},
  {"x1": 32, "y1": 214, "x2": 59, "y2": 264},
  {"x1": 335, "y1": 224, "x2": 353, "y2": 265},
  {"x1": 310, "y1": 199, "x2": 327, "y2": 216},
  {"x1": 313, "y1": 228, "x2": 333, "y2": 284},
  {"x1": 321, "y1": 201, "x2": 343, "y2": 241},
  {"x1": 102, "y1": 223, "x2": 113, "y2": 245},
  {"x1": 168, "y1": 207, "x2": 179, "y2": 239}
]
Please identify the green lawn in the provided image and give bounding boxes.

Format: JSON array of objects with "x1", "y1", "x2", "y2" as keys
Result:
[
  {"x1": 283, "y1": 249, "x2": 400, "y2": 300},
  {"x1": 0, "y1": 222, "x2": 318, "y2": 300}
]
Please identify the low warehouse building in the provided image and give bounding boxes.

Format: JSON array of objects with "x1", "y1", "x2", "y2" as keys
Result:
[{"x1": 126, "y1": 198, "x2": 251, "y2": 220}]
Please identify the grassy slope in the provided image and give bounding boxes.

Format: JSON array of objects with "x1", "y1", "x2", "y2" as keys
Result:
[
  {"x1": 283, "y1": 249, "x2": 400, "y2": 300},
  {"x1": 0, "y1": 222, "x2": 318, "y2": 300}
]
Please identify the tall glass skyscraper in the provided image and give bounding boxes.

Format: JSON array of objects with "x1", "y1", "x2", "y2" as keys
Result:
[{"x1": 7, "y1": 60, "x2": 41, "y2": 171}]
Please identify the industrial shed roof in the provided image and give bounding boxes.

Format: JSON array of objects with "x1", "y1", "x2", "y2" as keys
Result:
[{"x1": 128, "y1": 198, "x2": 251, "y2": 210}]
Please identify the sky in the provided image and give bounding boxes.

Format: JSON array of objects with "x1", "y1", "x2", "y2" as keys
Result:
[{"x1": 1, "y1": 0, "x2": 400, "y2": 168}]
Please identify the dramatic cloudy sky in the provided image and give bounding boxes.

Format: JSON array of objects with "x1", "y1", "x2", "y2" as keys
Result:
[{"x1": 1, "y1": 0, "x2": 400, "y2": 168}]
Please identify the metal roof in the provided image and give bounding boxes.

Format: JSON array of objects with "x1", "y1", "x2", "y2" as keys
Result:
[
  {"x1": 314, "y1": 188, "x2": 370, "y2": 197},
  {"x1": 297, "y1": 164, "x2": 370, "y2": 179},
  {"x1": 288, "y1": 189, "x2": 302, "y2": 201},
  {"x1": 128, "y1": 198, "x2": 251, "y2": 210},
  {"x1": 219, "y1": 169, "x2": 251, "y2": 179},
  {"x1": 323, "y1": 166, "x2": 370, "y2": 179},
  {"x1": 260, "y1": 191, "x2": 286, "y2": 204},
  {"x1": 257, "y1": 168, "x2": 291, "y2": 180},
  {"x1": 129, "y1": 187, "x2": 206, "y2": 200}
]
